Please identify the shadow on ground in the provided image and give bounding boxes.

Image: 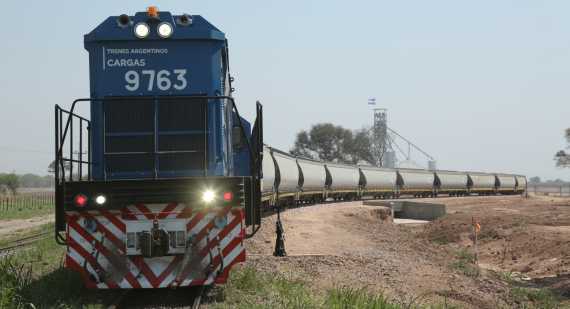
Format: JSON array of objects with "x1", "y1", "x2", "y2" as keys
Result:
[{"x1": 529, "y1": 273, "x2": 570, "y2": 299}]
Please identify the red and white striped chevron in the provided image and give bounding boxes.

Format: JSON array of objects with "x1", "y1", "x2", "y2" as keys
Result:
[{"x1": 65, "y1": 203, "x2": 246, "y2": 289}]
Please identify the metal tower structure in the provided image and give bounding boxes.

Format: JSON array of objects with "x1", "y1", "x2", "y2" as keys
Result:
[
  {"x1": 386, "y1": 127, "x2": 436, "y2": 170},
  {"x1": 369, "y1": 101, "x2": 396, "y2": 167},
  {"x1": 368, "y1": 98, "x2": 435, "y2": 169}
]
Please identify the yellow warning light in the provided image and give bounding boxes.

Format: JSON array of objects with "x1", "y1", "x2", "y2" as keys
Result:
[{"x1": 147, "y1": 6, "x2": 159, "y2": 18}]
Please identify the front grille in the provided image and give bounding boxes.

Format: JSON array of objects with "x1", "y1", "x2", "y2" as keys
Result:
[{"x1": 103, "y1": 97, "x2": 207, "y2": 178}]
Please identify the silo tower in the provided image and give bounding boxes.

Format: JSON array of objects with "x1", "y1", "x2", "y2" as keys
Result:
[{"x1": 369, "y1": 105, "x2": 396, "y2": 168}]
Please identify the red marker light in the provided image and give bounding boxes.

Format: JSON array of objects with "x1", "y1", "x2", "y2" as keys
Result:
[
  {"x1": 74, "y1": 194, "x2": 88, "y2": 208},
  {"x1": 223, "y1": 192, "x2": 233, "y2": 202}
]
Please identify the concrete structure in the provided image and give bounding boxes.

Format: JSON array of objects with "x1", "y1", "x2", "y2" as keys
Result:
[{"x1": 364, "y1": 200, "x2": 446, "y2": 221}]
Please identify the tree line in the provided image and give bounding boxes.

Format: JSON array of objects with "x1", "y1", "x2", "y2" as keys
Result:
[
  {"x1": 529, "y1": 176, "x2": 569, "y2": 184},
  {"x1": 290, "y1": 123, "x2": 375, "y2": 165},
  {"x1": 0, "y1": 173, "x2": 54, "y2": 195},
  {"x1": 290, "y1": 124, "x2": 570, "y2": 179}
]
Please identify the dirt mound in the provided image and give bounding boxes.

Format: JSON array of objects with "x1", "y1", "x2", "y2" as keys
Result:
[
  {"x1": 417, "y1": 196, "x2": 570, "y2": 301},
  {"x1": 245, "y1": 200, "x2": 544, "y2": 308}
]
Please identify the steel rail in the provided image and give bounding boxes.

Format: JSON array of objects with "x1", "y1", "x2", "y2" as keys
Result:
[{"x1": 0, "y1": 231, "x2": 51, "y2": 257}]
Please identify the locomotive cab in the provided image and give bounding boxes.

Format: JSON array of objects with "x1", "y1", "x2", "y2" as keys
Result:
[{"x1": 54, "y1": 8, "x2": 262, "y2": 288}]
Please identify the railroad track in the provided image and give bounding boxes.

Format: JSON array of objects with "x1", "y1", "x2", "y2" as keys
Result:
[
  {"x1": 0, "y1": 231, "x2": 51, "y2": 258},
  {"x1": 106, "y1": 286, "x2": 208, "y2": 309}
]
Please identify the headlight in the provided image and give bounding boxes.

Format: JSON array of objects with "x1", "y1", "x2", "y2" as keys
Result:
[
  {"x1": 202, "y1": 190, "x2": 215, "y2": 203},
  {"x1": 134, "y1": 22, "x2": 150, "y2": 38},
  {"x1": 157, "y1": 22, "x2": 173, "y2": 38},
  {"x1": 94, "y1": 194, "x2": 107, "y2": 205}
]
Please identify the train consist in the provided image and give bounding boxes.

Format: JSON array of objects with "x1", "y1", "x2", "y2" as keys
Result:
[
  {"x1": 262, "y1": 147, "x2": 527, "y2": 205},
  {"x1": 52, "y1": 8, "x2": 525, "y2": 291}
]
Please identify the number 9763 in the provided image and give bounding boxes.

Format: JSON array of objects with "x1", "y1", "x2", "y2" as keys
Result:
[{"x1": 124, "y1": 69, "x2": 188, "y2": 92}]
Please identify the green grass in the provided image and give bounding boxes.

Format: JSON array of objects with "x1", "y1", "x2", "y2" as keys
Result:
[
  {"x1": 498, "y1": 271, "x2": 516, "y2": 285},
  {"x1": 211, "y1": 266, "x2": 462, "y2": 309},
  {"x1": 9, "y1": 230, "x2": 551, "y2": 309},
  {"x1": 450, "y1": 249, "x2": 480, "y2": 278},
  {"x1": 325, "y1": 287, "x2": 401, "y2": 309},
  {"x1": 0, "y1": 202, "x2": 54, "y2": 220},
  {"x1": 0, "y1": 224, "x2": 104, "y2": 308},
  {"x1": 212, "y1": 266, "x2": 315, "y2": 308},
  {"x1": 495, "y1": 271, "x2": 564, "y2": 308},
  {"x1": 510, "y1": 287, "x2": 560, "y2": 309},
  {"x1": 1, "y1": 258, "x2": 464, "y2": 309}
]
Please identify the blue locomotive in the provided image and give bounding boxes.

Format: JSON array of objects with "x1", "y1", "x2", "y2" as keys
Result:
[{"x1": 54, "y1": 7, "x2": 262, "y2": 288}]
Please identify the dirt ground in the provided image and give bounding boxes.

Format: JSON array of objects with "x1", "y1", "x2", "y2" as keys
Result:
[
  {"x1": 0, "y1": 214, "x2": 53, "y2": 237},
  {"x1": 244, "y1": 195, "x2": 570, "y2": 308}
]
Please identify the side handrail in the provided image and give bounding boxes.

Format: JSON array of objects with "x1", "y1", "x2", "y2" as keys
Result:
[{"x1": 57, "y1": 96, "x2": 248, "y2": 183}]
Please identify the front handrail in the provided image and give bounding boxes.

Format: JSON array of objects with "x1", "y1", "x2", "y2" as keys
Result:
[
  {"x1": 55, "y1": 96, "x2": 257, "y2": 182},
  {"x1": 54, "y1": 95, "x2": 263, "y2": 243}
]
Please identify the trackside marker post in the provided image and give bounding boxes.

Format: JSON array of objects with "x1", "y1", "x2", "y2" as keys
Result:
[{"x1": 472, "y1": 217, "x2": 480, "y2": 264}]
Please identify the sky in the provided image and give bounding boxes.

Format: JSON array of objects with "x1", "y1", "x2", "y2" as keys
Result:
[{"x1": 0, "y1": 0, "x2": 569, "y2": 180}]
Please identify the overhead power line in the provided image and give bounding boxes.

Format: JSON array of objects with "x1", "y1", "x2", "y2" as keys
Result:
[{"x1": 0, "y1": 147, "x2": 52, "y2": 155}]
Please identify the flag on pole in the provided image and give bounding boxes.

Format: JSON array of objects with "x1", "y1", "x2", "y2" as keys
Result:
[{"x1": 368, "y1": 97, "x2": 376, "y2": 105}]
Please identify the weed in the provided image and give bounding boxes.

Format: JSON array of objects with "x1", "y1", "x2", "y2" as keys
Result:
[
  {"x1": 0, "y1": 257, "x2": 33, "y2": 308},
  {"x1": 498, "y1": 271, "x2": 515, "y2": 284},
  {"x1": 456, "y1": 249, "x2": 475, "y2": 263},
  {"x1": 510, "y1": 287, "x2": 559, "y2": 309},
  {"x1": 450, "y1": 249, "x2": 480, "y2": 278},
  {"x1": 0, "y1": 224, "x2": 103, "y2": 308},
  {"x1": 215, "y1": 266, "x2": 315, "y2": 308},
  {"x1": 215, "y1": 267, "x2": 463, "y2": 309},
  {"x1": 325, "y1": 287, "x2": 400, "y2": 309}
]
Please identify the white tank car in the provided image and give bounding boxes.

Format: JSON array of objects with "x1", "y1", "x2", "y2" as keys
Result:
[
  {"x1": 325, "y1": 163, "x2": 360, "y2": 192},
  {"x1": 359, "y1": 166, "x2": 398, "y2": 192},
  {"x1": 272, "y1": 150, "x2": 300, "y2": 195},
  {"x1": 261, "y1": 147, "x2": 276, "y2": 196},
  {"x1": 398, "y1": 168, "x2": 435, "y2": 193},
  {"x1": 297, "y1": 158, "x2": 327, "y2": 192},
  {"x1": 496, "y1": 174, "x2": 516, "y2": 192},
  {"x1": 515, "y1": 175, "x2": 527, "y2": 192},
  {"x1": 468, "y1": 172, "x2": 497, "y2": 193},
  {"x1": 435, "y1": 170, "x2": 469, "y2": 193}
]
